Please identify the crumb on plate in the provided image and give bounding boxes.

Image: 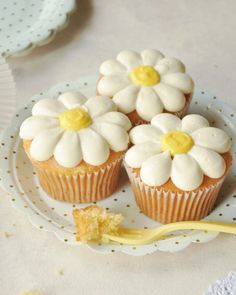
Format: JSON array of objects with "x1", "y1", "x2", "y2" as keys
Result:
[{"x1": 73, "y1": 205, "x2": 123, "y2": 242}]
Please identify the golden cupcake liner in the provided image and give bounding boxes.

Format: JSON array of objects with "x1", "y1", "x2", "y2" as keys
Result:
[
  {"x1": 34, "y1": 156, "x2": 123, "y2": 203},
  {"x1": 125, "y1": 163, "x2": 224, "y2": 223}
]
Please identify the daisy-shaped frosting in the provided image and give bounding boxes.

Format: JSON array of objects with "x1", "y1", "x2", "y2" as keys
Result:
[
  {"x1": 20, "y1": 91, "x2": 131, "y2": 168},
  {"x1": 125, "y1": 113, "x2": 231, "y2": 191},
  {"x1": 97, "y1": 49, "x2": 194, "y2": 121}
]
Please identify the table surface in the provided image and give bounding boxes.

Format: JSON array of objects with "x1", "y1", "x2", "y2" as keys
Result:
[{"x1": 1, "y1": 1, "x2": 236, "y2": 294}]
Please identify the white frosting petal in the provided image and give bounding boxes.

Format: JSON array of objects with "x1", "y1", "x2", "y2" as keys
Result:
[
  {"x1": 136, "y1": 87, "x2": 164, "y2": 121},
  {"x1": 161, "y1": 73, "x2": 194, "y2": 94},
  {"x1": 171, "y1": 154, "x2": 203, "y2": 191},
  {"x1": 189, "y1": 145, "x2": 226, "y2": 178},
  {"x1": 151, "y1": 113, "x2": 182, "y2": 133},
  {"x1": 141, "y1": 49, "x2": 164, "y2": 66},
  {"x1": 155, "y1": 57, "x2": 185, "y2": 75},
  {"x1": 117, "y1": 50, "x2": 142, "y2": 70},
  {"x1": 113, "y1": 85, "x2": 140, "y2": 113},
  {"x1": 100, "y1": 59, "x2": 127, "y2": 75},
  {"x1": 20, "y1": 116, "x2": 59, "y2": 140},
  {"x1": 54, "y1": 131, "x2": 82, "y2": 168},
  {"x1": 181, "y1": 114, "x2": 209, "y2": 133},
  {"x1": 129, "y1": 124, "x2": 163, "y2": 144},
  {"x1": 30, "y1": 127, "x2": 63, "y2": 161},
  {"x1": 97, "y1": 74, "x2": 131, "y2": 97},
  {"x1": 125, "y1": 141, "x2": 162, "y2": 168},
  {"x1": 84, "y1": 96, "x2": 117, "y2": 118},
  {"x1": 58, "y1": 91, "x2": 87, "y2": 109},
  {"x1": 94, "y1": 111, "x2": 131, "y2": 131},
  {"x1": 79, "y1": 128, "x2": 110, "y2": 165},
  {"x1": 32, "y1": 99, "x2": 66, "y2": 117},
  {"x1": 140, "y1": 152, "x2": 171, "y2": 186},
  {"x1": 92, "y1": 122, "x2": 129, "y2": 152},
  {"x1": 154, "y1": 83, "x2": 186, "y2": 112},
  {"x1": 191, "y1": 127, "x2": 232, "y2": 153}
]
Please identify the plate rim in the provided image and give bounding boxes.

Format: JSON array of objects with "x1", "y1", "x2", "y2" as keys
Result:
[{"x1": 0, "y1": 0, "x2": 76, "y2": 57}]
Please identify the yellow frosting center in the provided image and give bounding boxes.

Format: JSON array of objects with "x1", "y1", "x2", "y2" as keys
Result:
[
  {"x1": 130, "y1": 66, "x2": 160, "y2": 86},
  {"x1": 59, "y1": 108, "x2": 92, "y2": 131},
  {"x1": 161, "y1": 131, "x2": 194, "y2": 156}
]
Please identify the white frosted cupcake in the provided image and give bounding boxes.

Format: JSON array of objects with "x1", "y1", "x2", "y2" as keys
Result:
[
  {"x1": 97, "y1": 49, "x2": 194, "y2": 125},
  {"x1": 20, "y1": 91, "x2": 131, "y2": 203},
  {"x1": 124, "y1": 113, "x2": 232, "y2": 223}
]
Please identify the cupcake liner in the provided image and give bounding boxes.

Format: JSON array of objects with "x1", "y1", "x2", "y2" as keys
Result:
[
  {"x1": 34, "y1": 156, "x2": 123, "y2": 203},
  {"x1": 125, "y1": 162, "x2": 225, "y2": 223}
]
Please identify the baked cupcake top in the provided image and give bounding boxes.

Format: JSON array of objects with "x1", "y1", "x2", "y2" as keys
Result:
[
  {"x1": 125, "y1": 113, "x2": 232, "y2": 191},
  {"x1": 97, "y1": 49, "x2": 194, "y2": 121},
  {"x1": 20, "y1": 91, "x2": 131, "y2": 167}
]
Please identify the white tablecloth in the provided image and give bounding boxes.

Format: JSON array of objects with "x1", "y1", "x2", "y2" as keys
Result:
[{"x1": 1, "y1": 1, "x2": 236, "y2": 294}]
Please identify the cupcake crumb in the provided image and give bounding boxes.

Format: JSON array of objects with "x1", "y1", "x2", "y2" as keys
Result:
[
  {"x1": 58, "y1": 269, "x2": 64, "y2": 276},
  {"x1": 73, "y1": 205, "x2": 123, "y2": 242},
  {"x1": 1, "y1": 231, "x2": 12, "y2": 238}
]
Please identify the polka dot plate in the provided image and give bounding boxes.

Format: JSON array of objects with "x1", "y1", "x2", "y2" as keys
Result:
[
  {"x1": 0, "y1": 56, "x2": 15, "y2": 133},
  {"x1": 0, "y1": 75, "x2": 236, "y2": 256},
  {"x1": 0, "y1": 0, "x2": 76, "y2": 57}
]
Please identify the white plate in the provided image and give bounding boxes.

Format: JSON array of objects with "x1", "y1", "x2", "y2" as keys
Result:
[
  {"x1": 204, "y1": 271, "x2": 236, "y2": 295},
  {"x1": 0, "y1": 0, "x2": 76, "y2": 57},
  {"x1": 0, "y1": 75, "x2": 236, "y2": 256},
  {"x1": 0, "y1": 56, "x2": 15, "y2": 133}
]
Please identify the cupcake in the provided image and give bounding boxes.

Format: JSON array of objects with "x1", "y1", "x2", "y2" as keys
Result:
[
  {"x1": 124, "y1": 113, "x2": 232, "y2": 223},
  {"x1": 97, "y1": 49, "x2": 194, "y2": 125},
  {"x1": 20, "y1": 91, "x2": 131, "y2": 203}
]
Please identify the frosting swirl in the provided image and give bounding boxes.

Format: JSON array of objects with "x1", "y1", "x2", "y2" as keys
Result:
[
  {"x1": 161, "y1": 131, "x2": 194, "y2": 156},
  {"x1": 59, "y1": 108, "x2": 92, "y2": 131},
  {"x1": 130, "y1": 66, "x2": 160, "y2": 86}
]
